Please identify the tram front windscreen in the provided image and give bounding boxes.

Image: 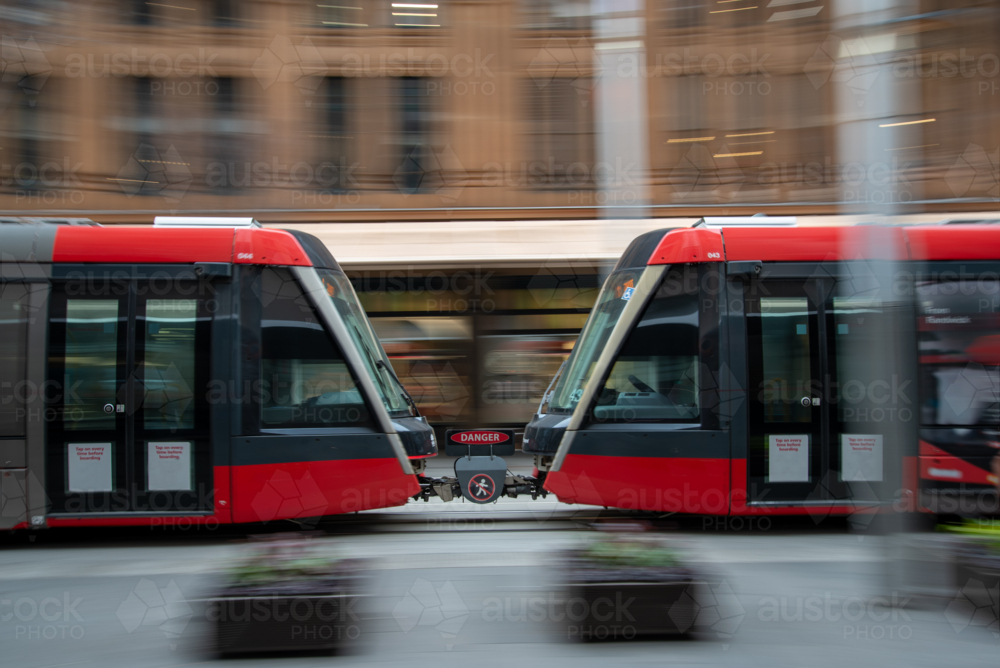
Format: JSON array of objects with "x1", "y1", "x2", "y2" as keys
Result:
[{"x1": 545, "y1": 268, "x2": 647, "y2": 415}]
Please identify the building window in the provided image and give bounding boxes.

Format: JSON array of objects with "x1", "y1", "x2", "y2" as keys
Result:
[
  {"x1": 519, "y1": 0, "x2": 591, "y2": 31},
  {"x1": 130, "y1": 0, "x2": 154, "y2": 25},
  {"x1": 671, "y1": 75, "x2": 706, "y2": 133},
  {"x1": 661, "y1": 0, "x2": 705, "y2": 30},
  {"x1": 317, "y1": 77, "x2": 353, "y2": 191},
  {"x1": 210, "y1": 0, "x2": 237, "y2": 26},
  {"x1": 787, "y1": 73, "x2": 827, "y2": 167},
  {"x1": 316, "y1": 1, "x2": 371, "y2": 28},
  {"x1": 395, "y1": 77, "x2": 431, "y2": 193},
  {"x1": 391, "y1": 1, "x2": 443, "y2": 28},
  {"x1": 123, "y1": 77, "x2": 159, "y2": 197},
  {"x1": 525, "y1": 78, "x2": 596, "y2": 189},
  {"x1": 0, "y1": 82, "x2": 41, "y2": 193},
  {"x1": 209, "y1": 77, "x2": 245, "y2": 193}
]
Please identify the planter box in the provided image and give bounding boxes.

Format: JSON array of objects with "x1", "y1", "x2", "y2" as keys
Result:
[
  {"x1": 885, "y1": 533, "x2": 966, "y2": 607},
  {"x1": 952, "y1": 541, "x2": 1000, "y2": 620},
  {"x1": 563, "y1": 556, "x2": 699, "y2": 641},
  {"x1": 208, "y1": 579, "x2": 362, "y2": 656}
]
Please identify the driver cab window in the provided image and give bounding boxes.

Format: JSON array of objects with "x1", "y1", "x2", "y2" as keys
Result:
[
  {"x1": 593, "y1": 265, "x2": 716, "y2": 424},
  {"x1": 259, "y1": 268, "x2": 372, "y2": 428}
]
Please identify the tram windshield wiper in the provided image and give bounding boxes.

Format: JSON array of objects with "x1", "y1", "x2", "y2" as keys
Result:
[
  {"x1": 356, "y1": 332, "x2": 415, "y2": 416},
  {"x1": 377, "y1": 358, "x2": 418, "y2": 413}
]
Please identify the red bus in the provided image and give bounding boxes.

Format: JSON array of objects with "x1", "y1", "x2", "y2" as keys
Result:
[
  {"x1": 525, "y1": 220, "x2": 1000, "y2": 517},
  {"x1": 0, "y1": 217, "x2": 435, "y2": 530}
]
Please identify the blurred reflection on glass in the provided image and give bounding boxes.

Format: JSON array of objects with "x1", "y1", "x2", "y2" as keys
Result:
[
  {"x1": 64, "y1": 300, "x2": 120, "y2": 431},
  {"x1": 479, "y1": 334, "x2": 576, "y2": 425},
  {"x1": 141, "y1": 299, "x2": 197, "y2": 430},
  {"x1": 371, "y1": 317, "x2": 475, "y2": 425}
]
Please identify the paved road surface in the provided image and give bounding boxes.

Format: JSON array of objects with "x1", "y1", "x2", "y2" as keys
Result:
[{"x1": 0, "y1": 516, "x2": 996, "y2": 667}]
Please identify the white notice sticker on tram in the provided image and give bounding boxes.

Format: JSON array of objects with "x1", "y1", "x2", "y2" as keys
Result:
[
  {"x1": 841, "y1": 434, "x2": 883, "y2": 482},
  {"x1": 148, "y1": 441, "x2": 193, "y2": 491},
  {"x1": 68, "y1": 443, "x2": 113, "y2": 492},
  {"x1": 768, "y1": 434, "x2": 809, "y2": 482}
]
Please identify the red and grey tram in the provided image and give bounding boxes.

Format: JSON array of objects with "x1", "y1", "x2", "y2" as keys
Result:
[
  {"x1": 525, "y1": 220, "x2": 1000, "y2": 516},
  {"x1": 0, "y1": 217, "x2": 434, "y2": 530}
]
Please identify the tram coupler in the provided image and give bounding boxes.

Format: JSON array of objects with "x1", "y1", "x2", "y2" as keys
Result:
[
  {"x1": 414, "y1": 471, "x2": 548, "y2": 503},
  {"x1": 412, "y1": 428, "x2": 548, "y2": 504}
]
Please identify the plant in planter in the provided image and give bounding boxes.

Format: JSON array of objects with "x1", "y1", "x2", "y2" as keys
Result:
[
  {"x1": 207, "y1": 537, "x2": 363, "y2": 656},
  {"x1": 562, "y1": 531, "x2": 700, "y2": 641}
]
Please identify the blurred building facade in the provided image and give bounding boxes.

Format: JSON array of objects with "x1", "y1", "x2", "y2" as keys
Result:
[
  {"x1": 2, "y1": 0, "x2": 1000, "y2": 430},
  {"x1": 2, "y1": 0, "x2": 1000, "y2": 220}
]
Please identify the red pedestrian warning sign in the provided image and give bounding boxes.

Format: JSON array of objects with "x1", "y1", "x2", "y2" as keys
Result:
[
  {"x1": 468, "y1": 474, "x2": 495, "y2": 500},
  {"x1": 454, "y1": 455, "x2": 507, "y2": 503}
]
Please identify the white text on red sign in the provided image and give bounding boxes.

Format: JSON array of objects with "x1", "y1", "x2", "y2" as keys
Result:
[{"x1": 454, "y1": 431, "x2": 509, "y2": 444}]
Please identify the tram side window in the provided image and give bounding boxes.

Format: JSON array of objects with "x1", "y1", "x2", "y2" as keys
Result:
[
  {"x1": 917, "y1": 278, "x2": 1000, "y2": 428},
  {"x1": 259, "y1": 268, "x2": 372, "y2": 428},
  {"x1": 0, "y1": 286, "x2": 28, "y2": 437},
  {"x1": 592, "y1": 265, "x2": 717, "y2": 424}
]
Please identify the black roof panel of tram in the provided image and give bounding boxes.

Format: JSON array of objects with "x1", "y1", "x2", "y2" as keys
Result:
[
  {"x1": 613, "y1": 227, "x2": 671, "y2": 271},
  {"x1": 285, "y1": 229, "x2": 343, "y2": 271}
]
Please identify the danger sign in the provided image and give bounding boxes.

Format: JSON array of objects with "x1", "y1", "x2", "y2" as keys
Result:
[
  {"x1": 445, "y1": 428, "x2": 515, "y2": 456},
  {"x1": 452, "y1": 431, "x2": 510, "y2": 445}
]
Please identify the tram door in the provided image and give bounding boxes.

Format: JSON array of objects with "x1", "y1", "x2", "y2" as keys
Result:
[
  {"x1": 46, "y1": 276, "x2": 214, "y2": 515},
  {"x1": 745, "y1": 275, "x2": 890, "y2": 506}
]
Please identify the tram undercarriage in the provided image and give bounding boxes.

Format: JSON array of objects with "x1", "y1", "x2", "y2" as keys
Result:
[{"x1": 410, "y1": 429, "x2": 550, "y2": 504}]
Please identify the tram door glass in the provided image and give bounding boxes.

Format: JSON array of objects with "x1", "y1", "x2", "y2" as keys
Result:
[
  {"x1": 47, "y1": 279, "x2": 213, "y2": 514},
  {"x1": 746, "y1": 286, "x2": 826, "y2": 502},
  {"x1": 828, "y1": 296, "x2": 891, "y2": 488},
  {"x1": 747, "y1": 280, "x2": 888, "y2": 503},
  {"x1": 133, "y1": 292, "x2": 212, "y2": 512}
]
